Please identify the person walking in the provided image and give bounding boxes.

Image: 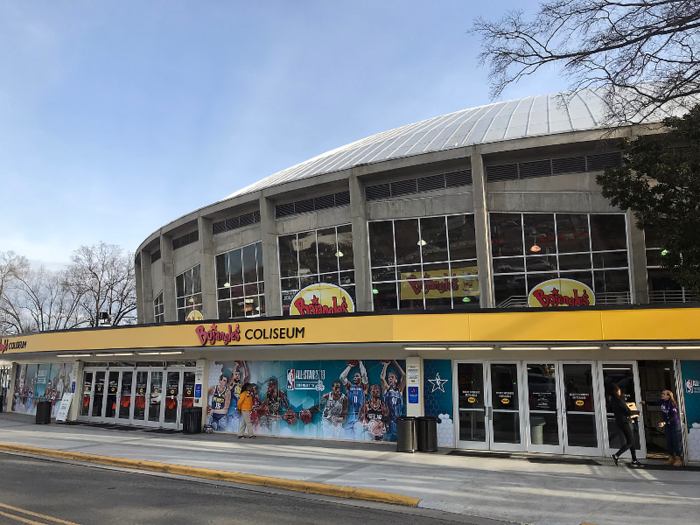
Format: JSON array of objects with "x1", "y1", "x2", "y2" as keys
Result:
[
  {"x1": 608, "y1": 383, "x2": 643, "y2": 468},
  {"x1": 641, "y1": 390, "x2": 683, "y2": 466},
  {"x1": 237, "y1": 383, "x2": 256, "y2": 439}
]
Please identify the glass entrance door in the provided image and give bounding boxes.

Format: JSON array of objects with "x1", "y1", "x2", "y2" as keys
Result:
[
  {"x1": 118, "y1": 371, "x2": 134, "y2": 422},
  {"x1": 600, "y1": 362, "x2": 645, "y2": 457},
  {"x1": 562, "y1": 363, "x2": 601, "y2": 454},
  {"x1": 489, "y1": 363, "x2": 524, "y2": 451},
  {"x1": 92, "y1": 371, "x2": 106, "y2": 418},
  {"x1": 147, "y1": 370, "x2": 164, "y2": 426},
  {"x1": 81, "y1": 372, "x2": 94, "y2": 418},
  {"x1": 133, "y1": 371, "x2": 148, "y2": 424},
  {"x1": 456, "y1": 363, "x2": 487, "y2": 449},
  {"x1": 163, "y1": 371, "x2": 181, "y2": 429},
  {"x1": 455, "y1": 362, "x2": 525, "y2": 451},
  {"x1": 526, "y1": 363, "x2": 563, "y2": 453}
]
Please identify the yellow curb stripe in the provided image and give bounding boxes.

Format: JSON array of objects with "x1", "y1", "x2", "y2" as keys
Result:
[
  {"x1": 0, "y1": 503, "x2": 79, "y2": 525},
  {"x1": 0, "y1": 442, "x2": 420, "y2": 507}
]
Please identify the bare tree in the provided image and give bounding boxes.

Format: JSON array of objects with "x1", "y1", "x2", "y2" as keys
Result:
[
  {"x1": 0, "y1": 251, "x2": 29, "y2": 300},
  {"x1": 473, "y1": 1, "x2": 700, "y2": 123},
  {"x1": 65, "y1": 242, "x2": 137, "y2": 327},
  {"x1": 0, "y1": 267, "x2": 83, "y2": 334}
]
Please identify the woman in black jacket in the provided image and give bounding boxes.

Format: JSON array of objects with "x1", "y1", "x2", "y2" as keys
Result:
[{"x1": 608, "y1": 383, "x2": 643, "y2": 468}]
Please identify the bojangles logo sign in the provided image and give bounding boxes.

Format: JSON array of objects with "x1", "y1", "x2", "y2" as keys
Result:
[{"x1": 528, "y1": 279, "x2": 595, "y2": 307}]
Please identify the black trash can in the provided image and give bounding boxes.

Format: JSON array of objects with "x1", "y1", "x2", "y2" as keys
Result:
[
  {"x1": 396, "y1": 416, "x2": 416, "y2": 453},
  {"x1": 35, "y1": 400, "x2": 52, "y2": 424},
  {"x1": 416, "y1": 416, "x2": 438, "y2": 452},
  {"x1": 183, "y1": 407, "x2": 202, "y2": 434},
  {"x1": 0, "y1": 395, "x2": 4, "y2": 413}
]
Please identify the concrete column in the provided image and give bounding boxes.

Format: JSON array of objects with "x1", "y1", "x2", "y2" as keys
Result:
[
  {"x1": 198, "y1": 217, "x2": 217, "y2": 319},
  {"x1": 6, "y1": 363, "x2": 17, "y2": 413},
  {"x1": 197, "y1": 359, "x2": 209, "y2": 430},
  {"x1": 67, "y1": 361, "x2": 82, "y2": 421},
  {"x1": 141, "y1": 250, "x2": 154, "y2": 324},
  {"x1": 471, "y1": 146, "x2": 495, "y2": 308},
  {"x1": 161, "y1": 234, "x2": 177, "y2": 322},
  {"x1": 627, "y1": 210, "x2": 649, "y2": 304},
  {"x1": 135, "y1": 254, "x2": 144, "y2": 324},
  {"x1": 259, "y1": 196, "x2": 282, "y2": 317},
  {"x1": 349, "y1": 171, "x2": 372, "y2": 312}
]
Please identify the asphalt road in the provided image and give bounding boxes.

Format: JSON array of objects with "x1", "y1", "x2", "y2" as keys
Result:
[{"x1": 0, "y1": 452, "x2": 481, "y2": 525}]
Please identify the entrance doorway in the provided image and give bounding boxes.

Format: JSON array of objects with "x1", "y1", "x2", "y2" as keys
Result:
[
  {"x1": 638, "y1": 360, "x2": 679, "y2": 458},
  {"x1": 80, "y1": 366, "x2": 196, "y2": 430},
  {"x1": 455, "y1": 360, "x2": 628, "y2": 456},
  {"x1": 455, "y1": 362, "x2": 525, "y2": 451}
]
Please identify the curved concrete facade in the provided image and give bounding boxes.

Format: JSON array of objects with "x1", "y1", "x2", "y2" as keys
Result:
[{"x1": 135, "y1": 90, "x2": 668, "y2": 324}]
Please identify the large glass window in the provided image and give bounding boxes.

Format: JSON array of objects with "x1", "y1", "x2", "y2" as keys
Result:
[
  {"x1": 369, "y1": 214, "x2": 479, "y2": 311},
  {"x1": 490, "y1": 213, "x2": 630, "y2": 307},
  {"x1": 176, "y1": 265, "x2": 202, "y2": 322},
  {"x1": 278, "y1": 225, "x2": 354, "y2": 314},
  {"x1": 216, "y1": 242, "x2": 265, "y2": 319},
  {"x1": 154, "y1": 292, "x2": 164, "y2": 324}
]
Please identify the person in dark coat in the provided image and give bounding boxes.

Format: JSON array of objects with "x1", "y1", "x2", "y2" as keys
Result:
[{"x1": 608, "y1": 383, "x2": 643, "y2": 468}]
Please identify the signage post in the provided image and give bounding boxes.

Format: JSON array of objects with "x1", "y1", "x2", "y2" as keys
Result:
[{"x1": 405, "y1": 356, "x2": 423, "y2": 416}]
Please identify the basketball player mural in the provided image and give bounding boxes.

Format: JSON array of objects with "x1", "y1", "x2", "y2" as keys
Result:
[
  {"x1": 306, "y1": 380, "x2": 348, "y2": 439},
  {"x1": 358, "y1": 383, "x2": 390, "y2": 441},
  {"x1": 207, "y1": 374, "x2": 230, "y2": 431},
  {"x1": 340, "y1": 360, "x2": 368, "y2": 438},
  {"x1": 259, "y1": 378, "x2": 297, "y2": 434},
  {"x1": 381, "y1": 360, "x2": 406, "y2": 441},
  {"x1": 225, "y1": 361, "x2": 249, "y2": 432}
]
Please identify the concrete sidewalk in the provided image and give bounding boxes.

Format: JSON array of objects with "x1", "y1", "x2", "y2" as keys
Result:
[{"x1": 0, "y1": 413, "x2": 698, "y2": 525}]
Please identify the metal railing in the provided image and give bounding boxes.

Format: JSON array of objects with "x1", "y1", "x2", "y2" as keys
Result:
[
  {"x1": 649, "y1": 290, "x2": 699, "y2": 304},
  {"x1": 496, "y1": 291, "x2": 631, "y2": 308}
]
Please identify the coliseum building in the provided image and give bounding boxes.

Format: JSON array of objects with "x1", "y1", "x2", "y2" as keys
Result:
[{"x1": 2, "y1": 90, "x2": 700, "y2": 461}]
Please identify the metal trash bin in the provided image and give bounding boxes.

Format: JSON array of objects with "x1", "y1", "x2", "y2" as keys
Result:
[
  {"x1": 183, "y1": 407, "x2": 202, "y2": 434},
  {"x1": 35, "y1": 400, "x2": 52, "y2": 424},
  {"x1": 396, "y1": 416, "x2": 416, "y2": 453},
  {"x1": 416, "y1": 416, "x2": 438, "y2": 452}
]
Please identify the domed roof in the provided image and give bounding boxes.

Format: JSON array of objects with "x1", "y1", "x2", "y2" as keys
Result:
[{"x1": 223, "y1": 89, "x2": 665, "y2": 200}]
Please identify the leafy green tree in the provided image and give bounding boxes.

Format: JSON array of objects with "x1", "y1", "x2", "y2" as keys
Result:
[{"x1": 597, "y1": 105, "x2": 700, "y2": 290}]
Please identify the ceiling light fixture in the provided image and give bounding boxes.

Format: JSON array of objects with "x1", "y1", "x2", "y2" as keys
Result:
[
  {"x1": 417, "y1": 239, "x2": 427, "y2": 246},
  {"x1": 530, "y1": 244, "x2": 541, "y2": 253},
  {"x1": 550, "y1": 346, "x2": 601, "y2": 351},
  {"x1": 666, "y1": 345, "x2": 700, "y2": 350},
  {"x1": 448, "y1": 346, "x2": 494, "y2": 351},
  {"x1": 500, "y1": 346, "x2": 549, "y2": 351},
  {"x1": 609, "y1": 346, "x2": 664, "y2": 350},
  {"x1": 403, "y1": 346, "x2": 447, "y2": 351},
  {"x1": 335, "y1": 251, "x2": 343, "y2": 257}
]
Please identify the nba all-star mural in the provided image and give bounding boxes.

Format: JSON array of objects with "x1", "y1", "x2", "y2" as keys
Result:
[{"x1": 207, "y1": 360, "x2": 406, "y2": 441}]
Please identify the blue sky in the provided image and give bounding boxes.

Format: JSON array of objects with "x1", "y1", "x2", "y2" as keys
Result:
[{"x1": 0, "y1": 1, "x2": 566, "y2": 268}]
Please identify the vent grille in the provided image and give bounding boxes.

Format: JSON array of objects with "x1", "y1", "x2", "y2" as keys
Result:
[
  {"x1": 365, "y1": 169, "x2": 472, "y2": 202},
  {"x1": 587, "y1": 152, "x2": 622, "y2": 171},
  {"x1": 486, "y1": 164, "x2": 518, "y2": 182},
  {"x1": 213, "y1": 211, "x2": 261, "y2": 235},
  {"x1": 518, "y1": 159, "x2": 552, "y2": 179},
  {"x1": 150, "y1": 250, "x2": 161, "y2": 264},
  {"x1": 365, "y1": 184, "x2": 390, "y2": 201},
  {"x1": 275, "y1": 191, "x2": 351, "y2": 219},
  {"x1": 172, "y1": 230, "x2": 199, "y2": 250},
  {"x1": 487, "y1": 152, "x2": 622, "y2": 183},
  {"x1": 553, "y1": 156, "x2": 586, "y2": 174}
]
